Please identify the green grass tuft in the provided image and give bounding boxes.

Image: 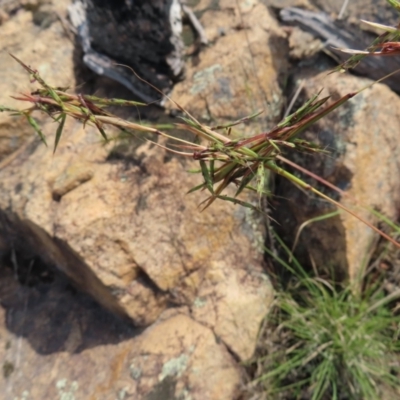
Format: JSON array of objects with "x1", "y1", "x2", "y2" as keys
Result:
[{"x1": 247, "y1": 260, "x2": 400, "y2": 400}]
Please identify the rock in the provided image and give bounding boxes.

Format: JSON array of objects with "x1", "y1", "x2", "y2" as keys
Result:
[
  {"x1": 191, "y1": 261, "x2": 273, "y2": 360},
  {"x1": 0, "y1": 0, "x2": 75, "y2": 162},
  {"x1": 128, "y1": 310, "x2": 242, "y2": 400},
  {"x1": 169, "y1": 1, "x2": 288, "y2": 126},
  {"x1": 273, "y1": 72, "x2": 400, "y2": 281},
  {"x1": 0, "y1": 282, "x2": 241, "y2": 399},
  {"x1": 0, "y1": 209, "x2": 130, "y2": 320},
  {"x1": 0, "y1": 0, "x2": 20, "y2": 15},
  {"x1": 0, "y1": 255, "x2": 140, "y2": 399},
  {"x1": 0, "y1": 113, "x2": 273, "y2": 349},
  {"x1": 0, "y1": 9, "x2": 10, "y2": 25},
  {"x1": 286, "y1": 26, "x2": 323, "y2": 60}
]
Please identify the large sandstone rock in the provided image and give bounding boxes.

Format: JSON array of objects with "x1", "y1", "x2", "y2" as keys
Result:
[
  {"x1": 274, "y1": 72, "x2": 400, "y2": 281},
  {"x1": 0, "y1": 114, "x2": 273, "y2": 352},
  {"x1": 169, "y1": 0, "x2": 288, "y2": 127},
  {"x1": 128, "y1": 309, "x2": 242, "y2": 399}
]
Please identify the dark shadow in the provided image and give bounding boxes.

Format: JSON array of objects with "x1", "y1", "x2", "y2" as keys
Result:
[
  {"x1": 144, "y1": 376, "x2": 177, "y2": 400},
  {"x1": 71, "y1": 30, "x2": 191, "y2": 166},
  {"x1": 265, "y1": 64, "x2": 353, "y2": 283},
  {"x1": 69, "y1": 10, "x2": 170, "y2": 120},
  {"x1": 268, "y1": 116, "x2": 352, "y2": 283},
  {"x1": 270, "y1": 177, "x2": 349, "y2": 284},
  {"x1": 0, "y1": 260, "x2": 142, "y2": 355},
  {"x1": 72, "y1": 40, "x2": 165, "y2": 122},
  {"x1": 0, "y1": 210, "x2": 142, "y2": 355}
]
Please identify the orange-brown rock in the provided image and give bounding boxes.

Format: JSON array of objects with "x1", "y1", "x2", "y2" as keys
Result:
[
  {"x1": 0, "y1": 0, "x2": 75, "y2": 162},
  {"x1": 169, "y1": 0, "x2": 288, "y2": 127}
]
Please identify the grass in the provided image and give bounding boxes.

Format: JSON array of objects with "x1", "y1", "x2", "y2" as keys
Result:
[
  {"x1": 246, "y1": 238, "x2": 400, "y2": 400},
  {"x1": 244, "y1": 5, "x2": 400, "y2": 396},
  {"x1": 1, "y1": 54, "x2": 399, "y2": 249}
]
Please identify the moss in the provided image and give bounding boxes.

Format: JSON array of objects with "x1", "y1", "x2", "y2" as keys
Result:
[{"x1": 3, "y1": 360, "x2": 14, "y2": 378}]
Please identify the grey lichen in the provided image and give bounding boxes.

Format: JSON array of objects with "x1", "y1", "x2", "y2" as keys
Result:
[
  {"x1": 129, "y1": 365, "x2": 142, "y2": 380},
  {"x1": 193, "y1": 296, "x2": 207, "y2": 308},
  {"x1": 190, "y1": 64, "x2": 223, "y2": 95},
  {"x1": 158, "y1": 354, "x2": 189, "y2": 381}
]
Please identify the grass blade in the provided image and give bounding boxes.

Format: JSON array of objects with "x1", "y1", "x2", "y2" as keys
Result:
[
  {"x1": 53, "y1": 113, "x2": 66, "y2": 153},
  {"x1": 27, "y1": 115, "x2": 47, "y2": 146}
]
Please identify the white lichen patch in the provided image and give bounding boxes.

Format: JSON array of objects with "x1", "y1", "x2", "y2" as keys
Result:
[
  {"x1": 193, "y1": 297, "x2": 207, "y2": 308},
  {"x1": 56, "y1": 379, "x2": 78, "y2": 400},
  {"x1": 158, "y1": 354, "x2": 189, "y2": 381}
]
